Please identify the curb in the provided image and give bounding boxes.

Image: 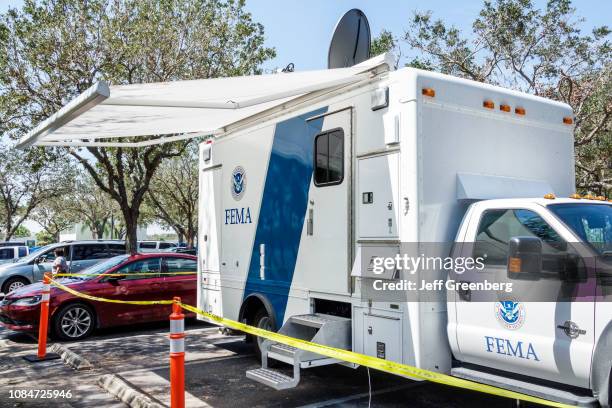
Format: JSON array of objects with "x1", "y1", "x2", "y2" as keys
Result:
[
  {"x1": 98, "y1": 374, "x2": 166, "y2": 408},
  {"x1": 49, "y1": 343, "x2": 93, "y2": 371}
]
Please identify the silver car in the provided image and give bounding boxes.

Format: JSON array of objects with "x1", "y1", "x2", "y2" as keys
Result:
[{"x1": 0, "y1": 240, "x2": 126, "y2": 294}]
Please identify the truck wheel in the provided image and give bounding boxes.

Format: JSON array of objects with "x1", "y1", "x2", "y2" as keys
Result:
[
  {"x1": 2, "y1": 276, "x2": 29, "y2": 294},
  {"x1": 252, "y1": 308, "x2": 274, "y2": 360},
  {"x1": 53, "y1": 303, "x2": 95, "y2": 340}
]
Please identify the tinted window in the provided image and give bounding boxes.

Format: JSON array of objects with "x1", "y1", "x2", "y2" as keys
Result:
[
  {"x1": 117, "y1": 258, "x2": 161, "y2": 280},
  {"x1": 159, "y1": 242, "x2": 175, "y2": 249},
  {"x1": 18, "y1": 247, "x2": 27, "y2": 257},
  {"x1": 72, "y1": 244, "x2": 109, "y2": 261},
  {"x1": 139, "y1": 242, "x2": 156, "y2": 249},
  {"x1": 0, "y1": 248, "x2": 12, "y2": 259},
  {"x1": 549, "y1": 203, "x2": 612, "y2": 254},
  {"x1": 314, "y1": 129, "x2": 344, "y2": 186},
  {"x1": 38, "y1": 246, "x2": 69, "y2": 263},
  {"x1": 165, "y1": 257, "x2": 197, "y2": 275},
  {"x1": 474, "y1": 209, "x2": 564, "y2": 267},
  {"x1": 108, "y1": 244, "x2": 126, "y2": 256}
]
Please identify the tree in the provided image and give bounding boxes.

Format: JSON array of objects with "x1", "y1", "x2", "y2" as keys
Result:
[
  {"x1": 0, "y1": 144, "x2": 74, "y2": 241},
  {"x1": 145, "y1": 143, "x2": 199, "y2": 247},
  {"x1": 35, "y1": 229, "x2": 54, "y2": 246},
  {"x1": 402, "y1": 0, "x2": 611, "y2": 195},
  {"x1": 31, "y1": 196, "x2": 78, "y2": 242},
  {"x1": 13, "y1": 225, "x2": 31, "y2": 238},
  {"x1": 68, "y1": 176, "x2": 116, "y2": 239},
  {"x1": 0, "y1": 0, "x2": 275, "y2": 253},
  {"x1": 370, "y1": 30, "x2": 401, "y2": 69}
]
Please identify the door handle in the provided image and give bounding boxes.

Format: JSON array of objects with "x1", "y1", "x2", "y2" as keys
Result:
[{"x1": 557, "y1": 321, "x2": 586, "y2": 339}]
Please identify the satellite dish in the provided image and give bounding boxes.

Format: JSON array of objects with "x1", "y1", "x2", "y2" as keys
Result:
[{"x1": 328, "y1": 9, "x2": 371, "y2": 69}]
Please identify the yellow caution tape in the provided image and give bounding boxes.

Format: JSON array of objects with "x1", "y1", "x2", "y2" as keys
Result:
[
  {"x1": 50, "y1": 278, "x2": 173, "y2": 305},
  {"x1": 55, "y1": 272, "x2": 196, "y2": 277},
  {"x1": 48, "y1": 278, "x2": 572, "y2": 407}
]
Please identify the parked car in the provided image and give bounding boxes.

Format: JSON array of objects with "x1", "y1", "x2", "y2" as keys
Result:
[
  {"x1": 138, "y1": 241, "x2": 178, "y2": 253},
  {"x1": 0, "y1": 253, "x2": 197, "y2": 340},
  {"x1": 0, "y1": 246, "x2": 29, "y2": 265},
  {"x1": 163, "y1": 246, "x2": 197, "y2": 256},
  {"x1": 0, "y1": 240, "x2": 126, "y2": 295}
]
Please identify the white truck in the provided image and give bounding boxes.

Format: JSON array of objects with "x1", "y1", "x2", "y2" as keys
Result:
[
  {"x1": 197, "y1": 61, "x2": 612, "y2": 406},
  {"x1": 0, "y1": 246, "x2": 29, "y2": 265},
  {"x1": 17, "y1": 51, "x2": 611, "y2": 406}
]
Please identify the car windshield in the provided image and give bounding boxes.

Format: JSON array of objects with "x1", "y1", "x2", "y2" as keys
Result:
[
  {"x1": 548, "y1": 203, "x2": 612, "y2": 255},
  {"x1": 69, "y1": 255, "x2": 130, "y2": 280},
  {"x1": 18, "y1": 244, "x2": 54, "y2": 263}
]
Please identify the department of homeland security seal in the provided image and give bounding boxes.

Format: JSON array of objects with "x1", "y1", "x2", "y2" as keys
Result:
[
  {"x1": 494, "y1": 299, "x2": 526, "y2": 330},
  {"x1": 231, "y1": 166, "x2": 246, "y2": 201}
]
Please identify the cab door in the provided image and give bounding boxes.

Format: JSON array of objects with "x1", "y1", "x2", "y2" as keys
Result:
[{"x1": 453, "y1": 203, "x2": 595, "y2": 388}]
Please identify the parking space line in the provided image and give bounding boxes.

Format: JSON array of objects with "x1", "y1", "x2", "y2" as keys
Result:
[{"x1": 296, "y1": 383, "x2": 425, "y2": 408}]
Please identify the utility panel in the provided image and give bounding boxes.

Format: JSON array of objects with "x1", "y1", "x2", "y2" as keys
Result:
[{"x1": 357, "y1": 152, "x2": 399, "y2": 238}]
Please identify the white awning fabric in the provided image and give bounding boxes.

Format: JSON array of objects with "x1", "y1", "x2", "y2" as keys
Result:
[{"x1": 17, "y1": 54, "x2": 393, "y2": 148}]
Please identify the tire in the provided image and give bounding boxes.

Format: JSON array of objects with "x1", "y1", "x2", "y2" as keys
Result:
[
  {"x1": 252, "y1": 308, "x2": 274, "y2": 360},
  {"x1": 53, "y1": 303, "x2": 95, "y2": 341},
  {"x1": 2, "y1": 276, "x2": 29, "y2": 294}
]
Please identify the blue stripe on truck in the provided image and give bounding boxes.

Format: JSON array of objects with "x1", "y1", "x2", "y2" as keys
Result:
[{"x1": 243, "y1": 107, "x2": 327, "y2": 326}]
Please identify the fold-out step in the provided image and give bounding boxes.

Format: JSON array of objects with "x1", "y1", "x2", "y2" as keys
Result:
[
  {"x1": 246, "y1": 368, "x2": 298, "y2": 390},
  {"x1": 245, "y1": 313, "x2": 352, "y2": 390}
]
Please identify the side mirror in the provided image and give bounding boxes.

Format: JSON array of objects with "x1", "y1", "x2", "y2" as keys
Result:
[
  {"x1": 106, "y1": 275, "x2": 126, "y2": 285},
  {"x1": 34, "y1": 257, "x2": 44, "y2": 264},
  {"x1": 507, "y1": 236, "x2": 542, "y2": 280}
]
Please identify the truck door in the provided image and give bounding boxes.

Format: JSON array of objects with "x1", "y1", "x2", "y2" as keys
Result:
[
  {"x1": 297, "y1": 109, "x2": 352, "y2": 295},
  {"x1": 453, "y1": 204, "x2": 595, "y2": 388}
]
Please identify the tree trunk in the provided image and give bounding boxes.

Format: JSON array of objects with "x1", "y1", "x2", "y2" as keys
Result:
[{"x1": 123, "y1": 209, "x2": 139, "y2": 254}]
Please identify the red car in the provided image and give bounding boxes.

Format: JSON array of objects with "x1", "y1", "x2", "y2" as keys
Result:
[{"x1": 0, "y1": 253, "x2": 197, "y2": 340}]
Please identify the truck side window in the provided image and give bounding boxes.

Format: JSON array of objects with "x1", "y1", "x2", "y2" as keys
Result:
[
  {"x1": 314, "y1": 129, "x2": 344, "y2": 186},
  {"x1": 474, "y1": 209, "x2": 564, "y2": 268}
]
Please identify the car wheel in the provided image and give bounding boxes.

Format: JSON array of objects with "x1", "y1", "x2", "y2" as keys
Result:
[
  {"x1": 53, "y1": 303, "x2": 95, "y2": 340},
  {"x1": 252, "y1": 308, "x2": 274, "y2": 360},
  {"x1": 2, "y1": 277, "x2": 29, "y2": 294}
]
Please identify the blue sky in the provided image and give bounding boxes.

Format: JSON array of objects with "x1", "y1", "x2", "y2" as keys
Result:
[{"x1": 1, "y1": 1, "x2": 610, "y2": 72}]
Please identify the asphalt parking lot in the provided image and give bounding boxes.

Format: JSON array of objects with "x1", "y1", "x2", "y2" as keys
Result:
[{"x1": 0, "y1": 321, "x2": 533, "y2": 408}]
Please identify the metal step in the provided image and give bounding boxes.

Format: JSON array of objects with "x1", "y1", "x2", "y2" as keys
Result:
[
  {"x1": 269, "y1": 342, "x2": 297, "y2": 357},
  {"x1": 290, "y1": 313, "x2": 349, "y2": 328},
  {"x1": 246, "y1": 368, "x2": 298, "y2": 391},
  {"x1": 247, "y1": 313, "x2": 352, "y2": 390},
  {"x1": 451, "y1": 367, "x2": 598, "y2": 407}
]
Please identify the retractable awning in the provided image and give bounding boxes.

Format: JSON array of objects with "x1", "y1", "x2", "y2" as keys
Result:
[{"x1": 17, "y1": 54, "x2": 392, "y2": 148}]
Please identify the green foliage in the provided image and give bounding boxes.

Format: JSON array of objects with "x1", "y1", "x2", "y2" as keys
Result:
[
  {"x1": 35, "y1": 229, "x2": 55, "y2": 245},
  {"x1": 0, "y1": 0, "x2": 276, "y2": 252},
  {"x1": 402, "y1": 0, "x2": 611, "y2": 195},
  {"x1": 13, "y1": 224, "x2": 30, "y2": 237}
]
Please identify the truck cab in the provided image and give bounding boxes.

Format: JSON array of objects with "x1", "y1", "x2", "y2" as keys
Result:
[{"x1": 449, "y1": 197, "x2": 611, "y2": 405}]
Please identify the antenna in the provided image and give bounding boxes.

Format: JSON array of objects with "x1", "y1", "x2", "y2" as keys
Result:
[{"x1": 327, "y1": 9, "x2": 371, "y2": 69}]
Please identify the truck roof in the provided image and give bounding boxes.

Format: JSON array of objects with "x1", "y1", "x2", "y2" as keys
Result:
[{"x1": 472, "y1": 197, "x2": 612, "y2": 207}]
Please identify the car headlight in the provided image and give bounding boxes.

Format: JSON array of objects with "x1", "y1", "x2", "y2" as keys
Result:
[{"x1": 12, "y1": 295, "x2": 42, "y2": 306}]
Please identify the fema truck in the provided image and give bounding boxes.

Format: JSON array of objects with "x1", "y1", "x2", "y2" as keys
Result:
[
  {"x1": 196, "y1": 58, "x2": 611, "y2": 406},
  {"x1": 17, "y1": 45, "x2": 611, "y2": 408}
]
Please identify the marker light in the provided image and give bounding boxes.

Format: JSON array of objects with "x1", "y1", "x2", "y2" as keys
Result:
[
  {"x1": 583, "y1": 194, "x2": 594, "y2": 200},
  {"x1": 595, "y1": 196, "x2": 606, "y2": 201},
  {"x1": 508, "y1": 257, "x2": 522, "y2": 273},
  {"x1": 500, "y1": 104, "x2": 511, "y2": 112},
  {"x1": 515, "y1": 107, "x2": 526, "y2": 115},
  {"x1": 483, "y1": 100, "x2": 495, "y2": 109},
  {"x1": 422, "y1": 88, "x2": 435, "y2": 97},
  {"x1": 569, "y1": 194, "x2": 582, "y2": 199},
  {"x1": 563, "y1": 117, "x2": 573, "y2": 125},
  {"x1": 543, "y1": 193, "x2": 556, "y2": 199}
]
